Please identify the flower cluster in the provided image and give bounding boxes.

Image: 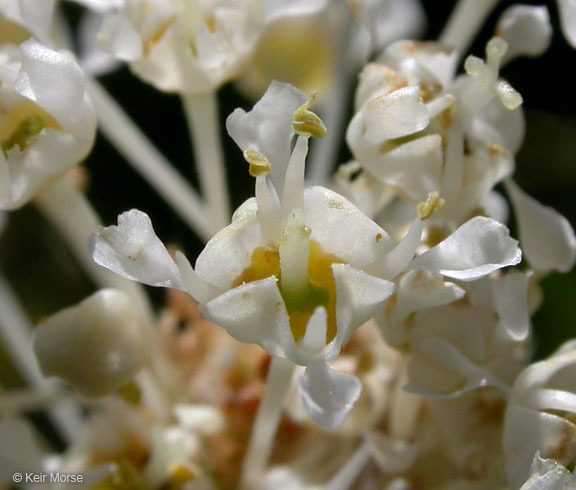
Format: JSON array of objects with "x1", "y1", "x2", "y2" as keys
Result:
[{"x1": 1, "y1": 1, "x2": 576, "y2": 490}]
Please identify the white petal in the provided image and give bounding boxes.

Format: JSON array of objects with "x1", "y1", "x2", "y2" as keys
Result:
[
  {"x1": 369, "y1": 0, "x2": 425, "y2": 50},
  {"x1": 79, "y1": 11, "x2": 123, "y2": 76},
  {"x1": 298, "y1": 361, "x2": 362, "y2": 430},
  {"x1": 99, "y1": 12, "x2": 143, "y2": 62},
  {"x1": 363, "y1": 134, "x2": 444, "y2": 203},
  {"x1": 506, "y1": 180, "x2": 576, "y2": 273},
  {"x1": 409, "y1": 216, "x2": 521, "y2": 281},
  {"x1": 226, "y1": 81, "x2": 307, "y2": 194},
  {"x1": 174, "y1": 251, "x2": 224, "y2": 303},
  {"x1": 472, "y1": 97, "x2": 526, "y2": 154},
  {"x1": 376, "y1": 218, "x2": 424, "y2": 280},
  {"x1": 33, "y1": 289, "x2": 147, "y2": 397},
  {"x1": 406, "y1": 339, "x2": 508, "y2": 397},
  {"x1": 265, "y1": 0, "x2": 329, "y2": 22},
  {"x1": 392, "y1": 270, "x2": 465, "y2": 326},
  {"x1": 497, "y1": 5, "x2": 552, "y2": 63},
  {"x1": 194, "y1": 198, "x2": 261, "y2": 289},
  {"x1": 504, "y1": 406, "x2": 576, "y2": 488},
  {"x1": 327, "y1": 264, "x2": 394, "y2": 359},
  {"x1": 381, "y1": 40, "x2": 459, "y2": 90},
  {"x1": 200, "y1": 277, "x2": 298, "y2": 361},
  {"x1": 558, "y1": 0, "x2": 576, "y2": 48},
  {"x1": 362, "y1": 86, "x2": 429, "y2": 143},
  {"x1": 493, "y1": 271, "x2": 532, "y2": 342},
  {"x1": 304, "y1": 186, "x2": 392, "y2": 267},
  {"x1": 90, "y1": 209, "x2": 184, "y2": 289},
  {"x1": 519, "y1": 453, "x2": 576, "y2": 490},
  {"x1": 0, "y1": 0, "x2": 56, "y2": 44},
  {"x1": 15, "y1": 40, "x2": 93, "y2": 135}
]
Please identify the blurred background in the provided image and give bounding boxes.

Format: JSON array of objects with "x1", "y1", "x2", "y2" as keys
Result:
[{"x1": 1, "y1": 0, "x2": 575, "y2": 404}]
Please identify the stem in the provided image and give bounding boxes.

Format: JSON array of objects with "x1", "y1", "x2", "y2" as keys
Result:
[
  {"x1": 0, "y1": 387, "x2": 83, "y2": 418},
  {"x1": 388, "y1": 356, "x2": 422, "y2": 441},
  {"x1": 325, "y1": 441, "x2": 371, "y2": 490},
  {"x1": 241, "y1": 357, "x2": 295, "y2": 489},
  {"x1": 182, "y1": 92, "x2": 230, "y2": 230},
  {"x1": 87, "y1": 79, "x2": 214, "y2": 242},
  {"x1": 439, "y1": 0, "x2": 501, "y2": 55},
  {"x1": 34, "y1": 174, "x2": 155, "y2": 326},
  {"x1": 308, "y1": 13, "x2": 357, "y2": 185},
  {"x1": 0, "y1": 273, "x2": 83, "y2": 443}
]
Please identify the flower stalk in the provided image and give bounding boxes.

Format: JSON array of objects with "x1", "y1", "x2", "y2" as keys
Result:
[
  {"x1": 182, "y1": 92, "x2": 230, "y2": 231},
  {"x1": 241, "y1": 357, "x2": 296, "y2": 490}
]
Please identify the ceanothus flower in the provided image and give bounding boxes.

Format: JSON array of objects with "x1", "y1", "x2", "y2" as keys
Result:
[
  {"x1": 91, "y1": 81, "x2": 522, "y2": 429},
  {"x1": 503, "y1": 342, "x2": 576, "y2": 488},
  {"x1": 0, "y1": 39, "x2": 96, "y2": 210},
  {"x1": 346, "y1": 37, "x2": 523, "y2": 224},
  {"x1": 84, "y1": 0, "x2": 329, "y2": 94}
]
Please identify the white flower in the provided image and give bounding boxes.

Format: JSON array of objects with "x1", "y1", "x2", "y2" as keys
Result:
[
  {"x1": 94, "y1": 0, "x2": 328, "y2": 94},
  {"x1": 346, "y1": 38, "x2": 525, "y2": 223},
  {"x1": 0, "y1": 0, "x2": 56, "y2": 45},
  {"x1": 396, "y1": 272, "x2": 532, "y2": 398},
  {"x1": 60, "y1": 400, "x2": 219, "y2": 488},
  {"x1": 519, "y1": 453, "x2": 576, "y2": 490},
  {"x1": 505, "y1": 179, "x2": 576, "y2": 274},
  {"x1": 33, "y1": 289, "x2": 148, "y2": 397},
  {"x1": 496, "y1": 4, "x2": 552, "y2": 63},
  {"x1": 503, "y1": 343, "x2": 576, "y2": 488},
  {"x1": 0, "y1": 39, "x2": 96, "y2": 210},
  {"x1": 91, "y1": 81, "x2": 522, "y2": 429},
  {"x1": 347, "y1": 0, "x2": 425, "y2": 52}
]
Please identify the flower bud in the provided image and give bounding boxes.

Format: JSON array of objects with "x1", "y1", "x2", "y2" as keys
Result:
[{"x1": 33, "y1": 289, "x2": 148, "y2": 397}]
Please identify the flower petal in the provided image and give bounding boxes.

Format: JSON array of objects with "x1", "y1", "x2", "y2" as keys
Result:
[
  {"x1": 194, "y1": 198, "x2": 261, "y2": 289},
  {"x1": 298, "y1": 361, "x2": 362, "y2": 430},
  {"x1": 497, "y1": 5, "x2": 552, "y2": 63},
  {"x1": 90, "y1": 209, "x2": 183, "y2": 289},
  {"x1": 506, "y1": 180, "x2": 576, "y2": 273},
  {"x1": 406, "y1": 338, "x2": 508, "y2": 397},
  {"x1": 409, "y1": 216, "x2": 521, "y2": 281},
  {"x1": 558, "y1": 0, "x2": 576, "y2": 48},
  {"x1": 362, "y1": 86, "x2": 429, "y2": 143},
  {"x1": 504, "y1": 406, "x2": 576, "y2": 488},
  {"x1": 99, "y1": 12, "x2": 143, "y2": 62},
  {"x1": 519, "y1": 453, "x2": 576, "y2": 490},
  {"x1": 200, "y1": 277, "x2": 298, "y2": 361},
  {"x1": 326, "y1": 264, "x2": 394, "y2": 359},
  {"x1": 304, "y1": 186, "x2": 392, "y2": 267},
  {"x1": 392, "y1": 271, "x2": 465, "y2": 326},
  {"x1": 493, "y1": 271, "x2": 531, "y2": 342},
  {"x1": 226, "y1": 81, "x2": 307, "y2": 194}
]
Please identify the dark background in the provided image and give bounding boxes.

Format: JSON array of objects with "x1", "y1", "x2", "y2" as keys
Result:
[{"x1": 2, "y1": 0, "x2": 575, "y2": 375}]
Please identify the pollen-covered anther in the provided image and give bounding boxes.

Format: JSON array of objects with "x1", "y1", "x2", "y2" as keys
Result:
[
  {"x1": 293, "y1": 92, "x2": 327, "y2": 139},
  {"x1": 417, "y1": 192, "x2": 445, "y2": 220},
  {"x1": 243, "y1": 149, "x2": 271, "y2": 177}
]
